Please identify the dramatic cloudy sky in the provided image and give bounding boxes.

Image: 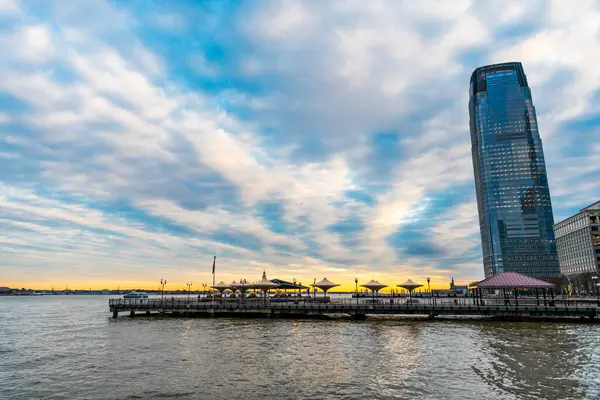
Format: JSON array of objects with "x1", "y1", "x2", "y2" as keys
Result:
[{"x1": 1, "y1": 0, "x2": 599, "y2": 290}]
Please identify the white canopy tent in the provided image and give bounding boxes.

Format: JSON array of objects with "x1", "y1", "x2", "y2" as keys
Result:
[
  {"x1": 311, "y1": 277, "x2": 340, "y2": 297},
  {"x1": 397, "y1": 279, "x2": 423, "y2": 298},
  {"x1": 211, "y1": 281, "x2": 231, "y2": 292},
  {"x1": 253, "y1": 272, "x2": 280, "y2": 298},
  {"x1": 231, "y1": 279, "x2": 253, "y2": 296},
  {"x1": 361, "y1": 280, "x2": 388, "y2": 300}
]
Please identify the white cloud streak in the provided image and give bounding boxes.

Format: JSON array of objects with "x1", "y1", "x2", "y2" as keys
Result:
[{"x1": 1, "y1": 0, "x2": 599, "y2": 287}]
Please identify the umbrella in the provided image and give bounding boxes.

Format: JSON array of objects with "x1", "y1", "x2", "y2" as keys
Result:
[
  {"x1": 397, "y1": 279, "x2": 423, "y2": 298},
  {"x1": 253, "y1": 271, "x2": 280, "y2": 298},
  {"x1": 311, "y1": 277, "x2": 340, "y2": 297},
  {"x1": 361, "y1": 280, "x2": 388, "y2": 301}
]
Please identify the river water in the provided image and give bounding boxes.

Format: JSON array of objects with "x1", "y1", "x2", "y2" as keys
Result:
[{"x1": 1, "y1": 296, "x2": 599, "y2": 399}]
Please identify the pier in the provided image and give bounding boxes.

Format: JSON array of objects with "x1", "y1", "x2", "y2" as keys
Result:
[{"x1": 109, "y1": 297, "x2": 599, "y2": 321}]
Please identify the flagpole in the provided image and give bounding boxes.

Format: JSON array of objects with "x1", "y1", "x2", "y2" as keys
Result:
[{"x1": 212, "y1": 256, "x2": 216, "y2": 287}]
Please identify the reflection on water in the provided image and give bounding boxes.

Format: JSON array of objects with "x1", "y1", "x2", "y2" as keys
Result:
[
  {"x1": 472, "y1": 323, "x2": 600, "y2": 400},
  {"x1": 0, "y1": 296, "x2": 599, "y2": 399}
]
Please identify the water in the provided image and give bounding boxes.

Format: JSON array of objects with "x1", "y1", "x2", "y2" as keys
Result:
[{"x1": 1, "y1": 296, "x2": 599, "y2": 399}]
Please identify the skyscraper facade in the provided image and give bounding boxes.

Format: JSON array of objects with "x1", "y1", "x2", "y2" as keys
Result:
[{"x1": 469, "y1": 62, "x2": 560, "y2": 279}]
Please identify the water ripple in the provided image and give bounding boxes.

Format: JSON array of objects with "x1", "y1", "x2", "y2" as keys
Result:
[{"x1": 0, "y1": 297, "x2": 599, "y2": 399}]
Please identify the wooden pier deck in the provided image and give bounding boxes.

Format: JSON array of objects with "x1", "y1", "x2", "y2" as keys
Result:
[{"x1": 109, "y1": 298, "x2": 599, "y2": 321}]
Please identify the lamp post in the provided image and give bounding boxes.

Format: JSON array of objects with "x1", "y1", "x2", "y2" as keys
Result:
[
  {"x1": 427, "y1": 277, "x2": 431, "y2": 305},
  {"x1": 293, "y1": 278, "x2": 297, "y2": 296},
  {"x1": 298, "y1": 282, "x2": 302, "y2": 297},
  {"x1": 592, "y1": 276, "x2": 599, "y2": 305},
  {"x1": 201, "y1": 282, "x2": 207, "y2": 297},
  {"x1": 186, "y1": 281, "x2": 193, "y2": 301},
  {"x1": 160, "y1": 279, "x2": 167, "y2": 302},
  {"x1": 240, "y1": 278, "x2": 248, "y2": 300},
  {"x1": 355, "y1": 278, "x2": 358, "y2": 304}
]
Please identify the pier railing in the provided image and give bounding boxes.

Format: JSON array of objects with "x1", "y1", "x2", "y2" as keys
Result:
[
  {"x1": 109, "y1": 296, "x2": 599, "y2": 320},
  {"x1": 109, "y1": 296, "x2": 598, "y2": 310}
]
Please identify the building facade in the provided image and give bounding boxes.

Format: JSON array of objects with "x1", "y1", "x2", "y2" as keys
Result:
[
  {"x1": 469, "y1": 62, "x2": 560, "y2": 279},
  {"x1": 449, "y1": 278, "x2": 468, "y2": 294},
  {"x1": 553, "y1": 201, "x2": 600, "y2": 294}
]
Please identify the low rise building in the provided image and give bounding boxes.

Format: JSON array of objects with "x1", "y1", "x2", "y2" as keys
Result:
[
  {"x1": 450, "y1": 278, "x2": 468, "y2": 294},
  {"x1": 553, "y1": 201, "x2": 600, "y2": 294},
  {"x1": 0, "y1": 287, "x2": 12, "y2": 295}
]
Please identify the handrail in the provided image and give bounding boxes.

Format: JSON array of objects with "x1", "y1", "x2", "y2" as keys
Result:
[{"x1": 109, "y1": 297, "x2": 598, "y2": 310}]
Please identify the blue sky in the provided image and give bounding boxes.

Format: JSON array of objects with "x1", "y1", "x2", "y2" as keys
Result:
[{"x1": 1, "y1": 0, "x2": 599, "y2": 289}]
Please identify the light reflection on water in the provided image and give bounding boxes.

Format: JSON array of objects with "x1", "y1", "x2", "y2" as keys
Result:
[{"x1": 0, "y1": 296, "x2": 599, "y2": 399}]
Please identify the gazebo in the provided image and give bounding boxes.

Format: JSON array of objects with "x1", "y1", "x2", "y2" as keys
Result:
[
  {"x1": 470, "y1": 272, "x2": 555, "y2": 306},
  {"x1": 361, "y1": 280, "x2": 388, "y2": 301},
  {"x1": 311, "y1": 278, "x2": 340, "y2": 297},
  {"x1": 397, "y1": 279, "x2": 423, "y2": 298}
]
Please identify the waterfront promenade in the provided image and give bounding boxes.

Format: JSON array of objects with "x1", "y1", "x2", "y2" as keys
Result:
[{"x1": 109, "y1": 297, "x2": 599, "y2": 321}]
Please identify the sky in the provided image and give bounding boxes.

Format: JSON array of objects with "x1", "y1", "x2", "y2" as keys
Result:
[{"x1": 1, "y1": 0, "x2": 599, "y2": 291}]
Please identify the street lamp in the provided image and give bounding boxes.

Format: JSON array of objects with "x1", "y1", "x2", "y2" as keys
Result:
[
  {"x1": 202, "y1": 282, "x2": 207, "y2": 297},
  {"x1": 592, "y1": 276, "x2": 599, "y2": 305},
  {"x1": 354, "y1": 278, "x2": 358, "y2": 304},
  {"x1": 293, "y1": 278, "x2": 297, "y2": 296},
  {"x1": 187, "y1": 281, "x2": 193, "y2": 301},
  {"x1": 160, "y1": 279, "x2": 167, "y2": 302},
  {"x1": 426, "y1": 277, "x2": 431, "y2": 304},
  {"x1": 239, "y1": 278, "x2": 248, "y2": 300}
]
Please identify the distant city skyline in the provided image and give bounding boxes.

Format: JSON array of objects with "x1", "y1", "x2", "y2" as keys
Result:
[
  {"x1": 1, "y1": 1, "x2": 600, "y2": 289},
  {"x1": 469, "y1": 62, "x2": 560, "y2": 278}
]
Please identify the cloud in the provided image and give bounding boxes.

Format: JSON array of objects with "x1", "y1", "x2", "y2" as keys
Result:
[
  {"x1": 1, "y1": 0, "x2": 599, "y2": 288},
  {"x1": 0, "y1": 150, "x2": 19, "y2": 159},
  {"x1": 16, "y1": 25, "x2": 54, "y2": 61},
  {"x1": 0, "y1": 0, "x2": 20, "y2": 14},
  {"x1": 155, "y1": 13, "x2": 187, "y2": 32},
  {"x1": 250, "y1": 0, "x2": 315, "y2": 40}
]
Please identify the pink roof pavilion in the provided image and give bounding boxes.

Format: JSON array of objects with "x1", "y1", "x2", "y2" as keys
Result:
[{"x1": 472, "y1": 272, "x2": 554, "y2": 289}]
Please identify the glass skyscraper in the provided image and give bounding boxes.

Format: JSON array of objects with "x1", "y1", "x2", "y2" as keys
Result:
[{"x1": 469, "y1": 62, "x2": 560, "y2": 279}]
